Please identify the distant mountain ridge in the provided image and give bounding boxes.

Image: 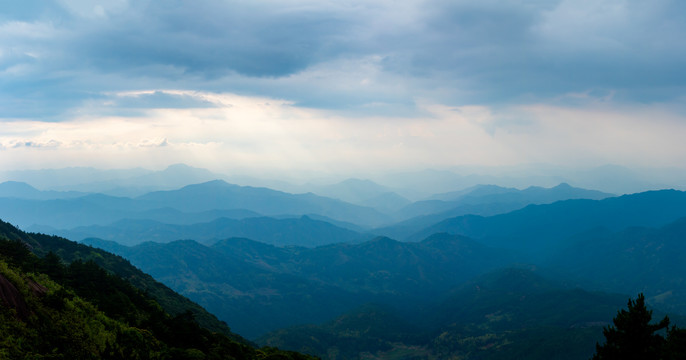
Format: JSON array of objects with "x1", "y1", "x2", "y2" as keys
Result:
[
  {"x1": 375, "y1": 182, "x2": 614, "y2": 239},
  {"x1": 137, "y1": 180, "x2": 391, "y2": 227},
  {"x1": 409, "y1": 189, "x2": 686, "y2": 257},
  {"x1": 0, "y1": 165, "x2": 627, "y2": 238},
  {"x1": 0, "y1": 179, "x2": 392, "y2": 230},
  {"x1": 1, "y1": 164, "x2": 223, "y2": 197},
  {"x1": 0, "y1": 181, "x2": 87, "y2": 200},
  {"x1": 303, "y1": 178, "x2": 412, "y2": 213},
  {"x1": 48, "y1": 215, "x2": 370, "y2": 247},
  {"x1": 398, "y1": 182, "x2": 613, "y2": 220}
]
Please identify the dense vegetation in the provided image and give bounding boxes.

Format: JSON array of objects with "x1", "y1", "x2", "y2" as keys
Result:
[
  {"x1": 85, "y1": 233, "x2": 513, "y2": 338},
  {"x1": 549, "y1": 217, "x2": 686, "y2": 314},
  {"x1": 592, "y1": 294, "x2": 686, "y2": 360},
  {"x1": 0, "y1": 218, "x2": 235, "y2": 336},
  {"x1": 0, "y1": 220, "x2": 317, "y2": 359}
]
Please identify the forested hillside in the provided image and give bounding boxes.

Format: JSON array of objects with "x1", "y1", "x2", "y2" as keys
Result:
[
  {"x1": 260, "y1": 268, "x2": 630, "y2": 360},
  {"x1": 0, "y1": 219, "x2": 316, "y2": 359},
  {"x1": 85, "y1": 233, "x2": 513, "y2": 338}
]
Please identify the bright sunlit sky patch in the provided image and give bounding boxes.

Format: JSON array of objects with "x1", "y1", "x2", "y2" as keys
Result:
[{"x1": 1, "y1": 0, "x2": 686, "y2": 179}]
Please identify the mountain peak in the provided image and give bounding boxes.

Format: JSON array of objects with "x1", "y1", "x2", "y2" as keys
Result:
[
  {"x1": 161, "y1": 163, "x2": 216, "y2": 175},
  {"x1": 164, "y1": 163, "x2": 195, "y2": 170},
  {"x1": 0, "y1": 181, "x2": 39, "y2": 196},
  {"x1": 339, "y1": 178, "x2": 378, "y2": 186},
  {"x1": 365, "y1": 236, "x2": 401, "y2": 248},
  {"x1": 185, "y1": 179, "x2": 234, "y2": 189}
]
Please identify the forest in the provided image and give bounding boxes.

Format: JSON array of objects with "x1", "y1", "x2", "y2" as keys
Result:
[{"x1": 0, "y1": 220, "x2": 315, "y2": 359}]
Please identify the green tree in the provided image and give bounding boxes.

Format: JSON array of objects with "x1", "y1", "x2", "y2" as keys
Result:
[
  {"x1": 664, "y1": 326, "x2": 686, "y2": 360},
  {"x1": 592, "y1": 293, "x2": 669, "y2": 360}
]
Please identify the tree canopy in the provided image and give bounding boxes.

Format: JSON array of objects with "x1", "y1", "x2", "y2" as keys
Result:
[{"x1": 592, "y1": 293, "x2": 685, "y2": 360}]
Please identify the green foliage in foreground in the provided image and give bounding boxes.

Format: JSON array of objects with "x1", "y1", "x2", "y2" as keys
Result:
[
  {"x1": 0, "y1": 218, "x2": 237, "y2": 338},
  {"x1": 592, "y1": 293, "x2": 686, "y2": 360},
  {"x1": 0, "y1": 226, "x2": 317, "y2": 359}
]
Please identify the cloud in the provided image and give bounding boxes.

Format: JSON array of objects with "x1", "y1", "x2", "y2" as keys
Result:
[
  {"x1": 69, "y1": 0, "x2": 356, "y2": 77},
  {"x1": 2, "y1": 0, "x2": 686, "y2": 121},
  {"x1": 2, "y1": 1, "x2": 686, "y2": 177},
  {"x1": 136, "y1": 137, "x2": 168, "y2": 148},
  {"x1": 1, "y1": 91, "x2": 684, "y2": 177},
  {"x1": 9, "y1": 139, "x2": 62, "y2": 148}
]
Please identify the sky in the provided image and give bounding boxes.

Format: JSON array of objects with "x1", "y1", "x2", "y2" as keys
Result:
[{"x1": 1, "y1": 0, "x2": 686, "y2": 181}]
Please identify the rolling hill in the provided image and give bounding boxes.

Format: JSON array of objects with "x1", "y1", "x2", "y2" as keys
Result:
[
  {"x1": 549, "y1": 216, "x2": 686, "y2": 313},
  {"x1": 85, "y1": 233, "x2": 513, "y2": 338},
  {"x1": 260, "y1": 268, "x2": 629, "y2": 360}
]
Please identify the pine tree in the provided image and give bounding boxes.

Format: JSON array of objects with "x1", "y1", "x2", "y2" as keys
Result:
[
  {"x1": 665, "y1": 326, "x2": 686, "y2": 360},
  {"x1": 592, "y1": 293, "x2": 669, "y2": 360}
]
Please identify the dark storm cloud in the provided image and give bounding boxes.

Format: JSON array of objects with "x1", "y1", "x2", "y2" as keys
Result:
[
  {"x1": 2, "y1": 0, "x2": 686, "y2": 120},
  {"x1": 71, "y1": 1, "x2": 354, "y2": 77},
  {"x1": 381, "y1": 0, "x2": 686, "y2": 104}
]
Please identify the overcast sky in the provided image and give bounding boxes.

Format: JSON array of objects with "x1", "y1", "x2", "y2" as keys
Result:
[{"x1": 1, "y1": 0, "x2": 686, "y2": 179}]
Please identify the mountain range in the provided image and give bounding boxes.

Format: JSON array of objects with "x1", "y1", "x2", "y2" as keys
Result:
[
  {"x1": 41, "y1": 215, "x2": 370, "y2": 247},
  {"x1": 136, "y1": 180, "x2": 391, "y2": 227},
  {"x1": 0, "y1": 179, "x2": 390, "y2": 229},
  {"x1": 2, "y1": 177, "x2": 626, "y2": 246},
  {"x1": 72, "y1": 186, "x2": 686, "y2": 358},
  {"x1": 84, "y1": 232, "x2": 513, "y2": 338},
  {"x1": 408, "y1": 189, "x2": 686, "y2": 258},
  {"x1": 0, "y1": 181, "x2": 87, "y2": 200},
  {"x1": 3, "y1": 165, "x2": 686, "y2": 359},
  {"x1": 375, "y1": 182, "x2": 614, "y2": 240}
]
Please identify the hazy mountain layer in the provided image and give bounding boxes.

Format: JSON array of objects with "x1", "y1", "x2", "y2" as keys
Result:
[
  {"x1": 43, "y1": 215, "x2": 370, "y2": 247},
  {"x1": 410, "y1": 189, "x2": 686, "y2": 258},
  {"x1": 428, "y1": 182, "x2": 613, "y2": 202},
  {"x1": 0, "y1": 181, "x2": 88, "y2": 200},
  {"x1": 302, "y1": 178, "x2": 412, "y2": 213},
  {"x1": 0, "y1": 179, "x2": 391, "y2": 230},
  {"x1": 137, "y1": 180, "x2": 390, "y2": 227},
  {"x1": 376, "y1": 182, "x2": 614, "y2": 239}
]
